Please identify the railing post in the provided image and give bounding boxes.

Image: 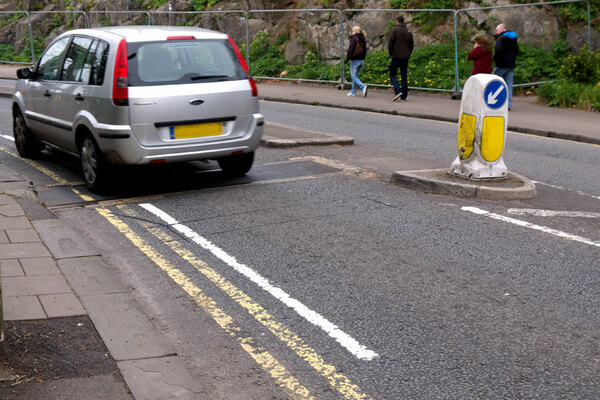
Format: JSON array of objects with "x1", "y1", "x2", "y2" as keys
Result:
[
  {"x1": 245, "y1": 11, "x2": 250, "y2": 69},
  {"x1": 339, "y1": 10, "x2": 345, "y2": 88},
  {"x1": 586, "y1": 0, "x2": 592, "y2": 50},
  {"x1": 453, "y1": 10, "x2": 460, "y2": 98},
  {"x1": 27, "y1": 12, "x2": 35, "y2": 64}
]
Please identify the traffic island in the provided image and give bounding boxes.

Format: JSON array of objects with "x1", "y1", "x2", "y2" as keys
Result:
[
  {"x1": 390, "y1": 168, "x2": 537, "y2": 200},
  {"x1": 261, "y1": 122, "x2": 354, "y2": 148}
]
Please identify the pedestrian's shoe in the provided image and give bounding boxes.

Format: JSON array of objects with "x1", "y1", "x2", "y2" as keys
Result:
[
  {"x1": 362, "y1": 86, "x2": 368, "y2": 98},
  {"x1": 347, "y1": 92, "x2": 356, "y2": 97},
  {"x1": 392, "y1": 93, "x2": 402, "y2": 102}
]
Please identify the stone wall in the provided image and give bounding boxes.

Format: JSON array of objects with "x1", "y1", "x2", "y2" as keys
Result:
[{"x1": 1, "y1": 0, "x2": 598, "y2": 63}]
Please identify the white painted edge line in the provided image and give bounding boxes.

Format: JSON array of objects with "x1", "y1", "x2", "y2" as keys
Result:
[
  {"x1": 463, "y1": 206, "x2": 600, "y2": 248},
  {"x1": 139, "y1": 203, "x2": 379, "y2": 361},
  {"x1": 507, "y1": 209, "x2": 600, "y2": 219},
  {"x1": 0, "y1": 134, "x2": 14, "y2": 141},
  {"x1": 532, "y1": 180, "x2": 600, "y2": 201}
]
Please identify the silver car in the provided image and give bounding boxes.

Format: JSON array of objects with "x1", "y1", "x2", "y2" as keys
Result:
[{"x1": 12, "y1": 26, "x2": 263, "y2": 191}]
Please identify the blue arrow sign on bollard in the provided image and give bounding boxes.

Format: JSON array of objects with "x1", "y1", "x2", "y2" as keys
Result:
[{"x1": 483, "y1": 80, "x2": 507, "y2": 110}]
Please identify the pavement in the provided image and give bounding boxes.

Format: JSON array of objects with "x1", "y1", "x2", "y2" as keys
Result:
[{"x1": 0, "y1": 62, "x2": 598, "y2": 398}]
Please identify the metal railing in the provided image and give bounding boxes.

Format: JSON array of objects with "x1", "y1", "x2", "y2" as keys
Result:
[
  {"x1": 88, "y1": 10, "x2": 151, "y2": 27},
  {"x1": 343, "y1": 8, "x2": 456, "y2": 93},
  {"x1": 247, "y1": 9, "x2": 344, "y2": 84},
  {"x1": 0, "y1": 1, "x2": 593, "y2": 93},
  {"x1": 453, "y1": 0, "x2": 592, "y2": 92},
  {"x1": 0, "y1": 11, "x2": 34, "y2": 64}
]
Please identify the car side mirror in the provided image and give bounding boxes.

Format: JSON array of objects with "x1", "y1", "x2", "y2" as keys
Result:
[{"x1": 17, "y1": 67, "x2": 34, "y2": 80}]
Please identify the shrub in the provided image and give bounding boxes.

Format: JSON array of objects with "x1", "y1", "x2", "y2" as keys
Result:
[
  {"x1": 245, "y1": 31, "x2": 287, "y2": 77},
  {"x1": 514, "y1": 42, "x2": 565, "y2": 83},
  {"x1": 559, "y1": 47, "x2": 600, "y2": 84},
  {"x1": 537, "y1": 82, "x2": 600, "y2": 111}
]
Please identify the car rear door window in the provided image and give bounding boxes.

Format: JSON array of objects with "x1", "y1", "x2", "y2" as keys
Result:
[
  {"x1": 37, "y1": 37, "x2": 71, "y2": 80},
  {"x1": 60, "y1": 36, "x2": 94, "y2": 82},
  {"x1": 128, "y1": 39, "x2": 245, "y2": 86},
  {"x1": 59, "y1": 37, "x2": 109, "y2": 85},
  {"x1": 87, "y1": 40, "x2": 109, "y2": 86}
]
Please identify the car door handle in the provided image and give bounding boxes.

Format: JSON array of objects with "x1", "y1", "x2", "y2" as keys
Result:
[
  {"x1": 74, "y1": 94, "x2": 85, "y2": 102},
  {"x1": 44, "y1": 90, "x2": 52, "y2": 97}
]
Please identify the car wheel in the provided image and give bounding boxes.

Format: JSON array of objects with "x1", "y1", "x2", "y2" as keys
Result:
[
  {"x1": 217, "y1": 152, "x2": 254, "y2": 177},
  {"x1": 80, "y1": 134, "x2": 109, "y2": 192},
  {"x1": 13, "y1": 109, "x2": 43, "y2": 158}
]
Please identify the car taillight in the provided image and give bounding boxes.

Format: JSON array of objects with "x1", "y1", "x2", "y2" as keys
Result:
[
  {"x1": 112, "y1": 39, "x2": 129, "y2": 106},
  {"x1": 227, "y1": 36, "x2": 258, "y2": 97}
]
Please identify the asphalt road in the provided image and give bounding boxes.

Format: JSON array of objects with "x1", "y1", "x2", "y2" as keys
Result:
[{"x1": 1, "y1": 97, "x2": 599, "y2": 399}]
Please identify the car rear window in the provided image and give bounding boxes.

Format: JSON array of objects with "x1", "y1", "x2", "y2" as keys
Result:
[{"x1": 126, "y1": 39, "x2": 246, "y2": 86}]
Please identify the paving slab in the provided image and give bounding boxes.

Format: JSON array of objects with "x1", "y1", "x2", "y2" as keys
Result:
[
  {"x1": 39, "y1": 293, "x2": 87, "y2": 318},
  {"x1": 33, "y1": 219, "x2": 100, "y2": 259},
  {"x1": 3, "y1": 295, "x2": 46, "y2": 320},
  {"x1": 2, "y1": 274, "x2": 71, "y2": 296},
  {"x1": 58, "y1": 256, "x2": 131, "y2": 295},
  {"x1": 119, "y1": 356, "x2": 208, "y2": 400},
  {"x1": 6, "y1": 227, "x2": 40, "y2": 242},
  {"x1": 0, "y1": 216, "x2": 31, "y2": 230},
  {"x1": 0, "y1": 194, "x2": 16, "y2": 205},
  {"x1": 0, "y1": 203, "x2": 25, "y2": 217},
  {"x1": 0, "y1": 242, "x2": 51, "y2": 259},
  {"x1": 20, "y1": 256, "x2": 61, "y2": 275},
  {"x1": 0, "y1": 259, "x2": 24, "y2": 277},
  {"x1": 80, "y1": 293, "x2": 175, "y2": 362}
]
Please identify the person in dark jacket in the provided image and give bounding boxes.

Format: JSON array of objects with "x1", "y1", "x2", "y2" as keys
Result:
[
  {"x1": 388, "y1": 15, "x2": 414, "y2": 102},
  {"x1": 493, "y1": 23, "x2": 519, "y2": 109},
  {"x1": 468, "y1": 34, "x2": 492, "y2": 75},
  {"x1": 345, "y1": 26, "x2": 368, "y2": 97}
]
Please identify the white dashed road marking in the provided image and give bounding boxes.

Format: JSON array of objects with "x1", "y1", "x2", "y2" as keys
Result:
[{"x1": 462, "y1": 206, "x2": 600, "y2": 248}]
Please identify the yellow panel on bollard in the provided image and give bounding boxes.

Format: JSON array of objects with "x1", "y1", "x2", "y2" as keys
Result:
[
  {"x1": 481, "y1": 116, "x2": 505, "y2": 162},
  {"x1": 450, "y1": 74, "x2": 508, "y2": 179},
  {"x1": 457, "y1": 113, "x2": 476, "y2": 159}
]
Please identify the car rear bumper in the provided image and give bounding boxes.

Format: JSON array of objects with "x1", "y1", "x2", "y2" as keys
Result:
[{"x1": 96, "y1": 113, "x2": 264, "y2": 165}]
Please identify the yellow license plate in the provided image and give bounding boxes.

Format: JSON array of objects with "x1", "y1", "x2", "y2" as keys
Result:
[{"x1": 170, "y1": 122, "x2": 222, "y2": 139}]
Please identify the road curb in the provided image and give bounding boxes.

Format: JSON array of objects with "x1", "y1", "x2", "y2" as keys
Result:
[
  {"x1": 261, "y1": 134, "x2": 354, "y2": 148},
  {"x1": 390, "y1": 168, "x2": 537, "y2": 200}
]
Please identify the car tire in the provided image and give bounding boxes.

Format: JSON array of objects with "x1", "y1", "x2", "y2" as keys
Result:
[
  {"x1": 217, "y1": 151, "x2": 254, "y2": 177},
  {"x1": 13, "y1": 109, "x2": 43, "y2": 158},
  {"x1": 80, "y1": 134, "x2": 110, "y2": 192}
]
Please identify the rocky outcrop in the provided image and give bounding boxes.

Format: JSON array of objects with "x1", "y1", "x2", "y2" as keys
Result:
[{"x1": 0, "y1": 0, "x2": 598, "y2": 63}]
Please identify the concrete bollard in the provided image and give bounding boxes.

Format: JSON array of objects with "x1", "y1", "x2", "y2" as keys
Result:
[{"x1": 450, "y1": 74, "x2": 508, "y2": 179}]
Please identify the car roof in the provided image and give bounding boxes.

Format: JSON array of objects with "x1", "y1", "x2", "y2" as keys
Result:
[{"x1": 63, "y1": 25, "x2": 228, "y2": 43}]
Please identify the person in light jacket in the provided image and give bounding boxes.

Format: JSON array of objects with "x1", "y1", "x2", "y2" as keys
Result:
[{"x1": 345, "y1": 26, "x2": 368, "y2": 97}]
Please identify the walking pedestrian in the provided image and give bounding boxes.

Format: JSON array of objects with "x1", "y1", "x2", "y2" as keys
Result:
[
  {"x1": 467, "y1": 34, "x2": 492, "y2": 75},
  {"x1": 388, "y1": 15, "x2": 414, "y2": 102},
  {"x1": 345, "y1": 26, "x2": 368, "y2": 97},
  {"x1": 493, "y1": 23, "x2": 519, "y2": 110}
]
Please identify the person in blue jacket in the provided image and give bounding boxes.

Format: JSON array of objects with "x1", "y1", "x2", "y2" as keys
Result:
[{"x1": 493, "y1": 24, "x2": 519, "y2": 110}]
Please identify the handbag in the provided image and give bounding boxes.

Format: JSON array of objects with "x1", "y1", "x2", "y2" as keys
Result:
[{"x1": 351, "y1": 39, "x2": 364, "y2": 58}]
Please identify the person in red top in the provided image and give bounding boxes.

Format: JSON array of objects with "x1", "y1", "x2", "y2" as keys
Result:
[{"x1": 467, "y1": 34, "x2": 492, "y2": 75}]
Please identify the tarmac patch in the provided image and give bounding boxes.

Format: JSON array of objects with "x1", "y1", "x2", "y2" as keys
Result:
[{"x1": 0, "y1": 316, "x2": 131, "y2": 398}]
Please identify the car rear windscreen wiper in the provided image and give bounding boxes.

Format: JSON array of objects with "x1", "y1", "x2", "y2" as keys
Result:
[{"x1": 190, "y1": 74, "x2": 229, "y2": 81}]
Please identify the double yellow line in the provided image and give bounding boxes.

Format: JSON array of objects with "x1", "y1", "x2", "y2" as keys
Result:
[{"x1": 0, "y1": 146, "x2": 372, "y2": 399}]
